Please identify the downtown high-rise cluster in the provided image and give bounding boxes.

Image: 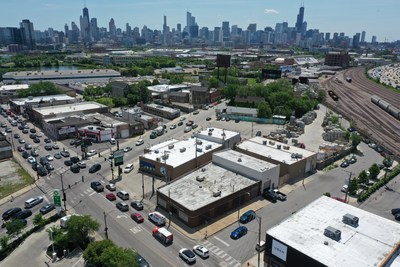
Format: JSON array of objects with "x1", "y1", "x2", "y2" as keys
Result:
[{"x1": 0, "y1": 5, "x2": 377, "y2": 51}]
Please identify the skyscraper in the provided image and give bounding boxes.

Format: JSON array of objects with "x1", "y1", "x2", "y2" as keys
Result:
[
  {"x1": 109, "y1": 18, "x2": 116, "y2": 39},
  {"x1": 90, "y1": 18, "x2": 98, "y2": 41},
  {"x1": 163, "y1": 15, "x2": 169, "y2": 45},
  {"x1": 20, "y1": 19, "x2": 36, "y2": 49},
  {"x1": 222, "y1": 21, "x2": 230, "y2": 41},
  {"x1": 295, "y1": 5, "x2": 305, "y2": 34},
  {"x1": 80, "y1": 7, "x2": 91, "y2": 42},
  {"x1": 361, "y1": 31, "x2": 366, "y2": 43}
]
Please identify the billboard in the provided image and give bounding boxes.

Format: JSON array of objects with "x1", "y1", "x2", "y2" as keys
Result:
[
  {"x1": 216, "y1": 54, "x2": 231, "y2": 68},
  {"x1": 262, "y1": 69, "x2": 282, "y2": 79}
]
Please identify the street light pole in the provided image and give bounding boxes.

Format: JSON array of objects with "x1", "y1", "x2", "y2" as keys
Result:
[
  {"x1": 60, "y1": 173, "x2": 67, "y2": 212},
  {"x1": 103, "y1": 211, "x2": 109, "y2": 240},
  {"x1": 257, "y1": 216, "x2": 262, "y2": 267}
]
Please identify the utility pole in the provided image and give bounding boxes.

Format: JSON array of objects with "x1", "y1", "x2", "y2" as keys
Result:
[
  {"x1": 344, "y1": 172, "x2": 352, "y2": 203},
  {"x1": 60, "y1": 173, "x2": 67, "y2": 212},
  {"x1": 257, "y1": 216, "x2": 262, "y2": 267},
  {"x1": 110, "y1": 160, "x2": 114, "y2": 181},
  {"x1": 103, "y1": 211, "x2": 108, "y2": 240},
  {"x1": 142, "y1": 173, "x2": 145, "y2": 200}
]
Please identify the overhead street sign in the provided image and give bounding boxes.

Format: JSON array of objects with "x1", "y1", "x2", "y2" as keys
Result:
[{"x1": 113, "y1": 149, "x2": 124, "y2": 166}]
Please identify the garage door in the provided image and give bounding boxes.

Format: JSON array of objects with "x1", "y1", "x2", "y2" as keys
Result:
[
  {"x1": 305, "y1": 160, "x2": 311, "y2": 173},
  {"x1": 120, "y1": 129, "x2": 129, "y2": 138}
]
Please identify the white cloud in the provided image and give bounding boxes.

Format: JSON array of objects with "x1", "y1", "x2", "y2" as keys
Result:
[{"x1": 264, "y1": 9, "x2": 279, "y2": 14}]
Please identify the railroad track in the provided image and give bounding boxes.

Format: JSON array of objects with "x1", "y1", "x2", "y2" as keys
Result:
[{"x1": 322, "y1": 67, "x2": 400, "y2": 157}]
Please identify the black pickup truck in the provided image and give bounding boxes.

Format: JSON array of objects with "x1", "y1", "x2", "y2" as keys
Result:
[{"x1": 273, "y1": 189, "x2": 287, "y2": 201}]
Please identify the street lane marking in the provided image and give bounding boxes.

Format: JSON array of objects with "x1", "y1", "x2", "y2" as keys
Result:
[
  {"x1": 130, "y1": 226, "x2": 143, "y2": 234},
  {"x1": 216, "y1": 250, "x2": 225, "y2": 256},
  {"x1": 214, "y1": 236, "x2": 230, "y2": 247},
  {"x1": 88, "y1": 192, "x2": 96, "y2": 196}
]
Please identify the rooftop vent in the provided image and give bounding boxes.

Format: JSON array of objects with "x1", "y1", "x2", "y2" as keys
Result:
[
  {"x1": 180, "y1": 147, "x2": 186, "y2": 153},
  {"x1": 263, "y1": 141, "x2": 267, "y2": 145},
  {"x1": 197, "y1": 148, "x2": 203, "y2": 153},
  {"x1": 161, "y1": 154, "x2": 169, "y2": 160},
  {"x1": 205, "y1": 144, "x2": 212, "y2": 150},
  {"x1": 342, "y1": 213, "x2": 359, "y2": 227},
  {"x1": 168, "y1": 144, "x2": 174, "y2": 149},
  {"x1": 197, "y1": 140, "x2": 202, "y2": 145},
  {"x1": 156, "y1": 157, "x2": 161, "y2": 162},
  {"x1": 212, "y1": 191, "x2": 221, "y2": 197},
  {"x1": 283, "y1": 145, "x2": 290, "y2": 150},
  {"x1": 201, "y1": 168, "x2": 206, "y2": 172},
  {"x1": 324, "y1": 226, "x2": 341, "y2": 241},
  {"x1": 208, "y1": 132, "x2": 212, "y2": 136},
  {"x1": 154, "y1": 150, "x2": 159, "y2": 154},
  {"x1": 269, "y1": 141, "x2": 275, "y2": 145},
  {"x1": 88, "y1": 126, "x2": 93, "y2": 130},
  {"x1": 196, "y1": 176, "x2": 205, "y2": 182},
  {"x1": 238, "y1": 158, "x2": 242, "y2": 162},
  {"x1": 277, "y1": 144, "x2": 282, "y2": 149}
]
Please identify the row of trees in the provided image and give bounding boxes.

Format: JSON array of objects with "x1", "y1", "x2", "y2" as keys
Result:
[{"x1": 18, "y1": 82, "x2": 64, "y2": 97}]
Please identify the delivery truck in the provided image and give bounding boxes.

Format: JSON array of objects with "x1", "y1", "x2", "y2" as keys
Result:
[{"x1": 152, "y1": 227, "x2": 173, "y2": 244}]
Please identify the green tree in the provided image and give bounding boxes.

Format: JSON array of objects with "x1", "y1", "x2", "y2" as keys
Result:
[
  {"x1": 358, "y1": 171, "x2": 369, "y2": 185},
  {"x1": 383, "y1": 157, "x2": 394, "y2": 179},
  {"x1": 18, "y1": 82, "x2": 64, "y2": 97},
  {"x1": 96, "y1": 97, "x2": 114, "y2": 108},
  {"x1": 47, "y1": 226, "x2": 69, "y2": 249},
  {"x1": 324, "y1": 192, "x2": 331, "y2": 197},
  {"x1": 208, "y1": 76, "x2": 220, "y2": 89},
  {"x1": 350, "y1": 133, "x2": 362, "y2": 149},
  {"x1": 83, "y1": 240, "x2": 139, "y2": 267},
  {"x1": 65, "y1": 215, "x2": 100, "y2": 248},
  {"x1": 32, "y1": 213, "x2": 45, "y2": 227},
  {"x1": 152, "y1": 79, "x2": 160, "y2": 85},
  {"x1": 5, "y1": 219, "x2": 26, "y2": 238},
  {"x1": 0, "y1": 235, "x2": 10, "y2": 250},
  {"x1": 368, "y1": 164, "x2": 380, "y2": 179},
  {"x1": 257, "y1": 101, "x2": 272, "y2": 118},
  {"x1": 317, "y1": 89, "x2": 326, "y2": 102},
  {"x1": 348, "y1": 177, "x2": 359, "y2": 195}
]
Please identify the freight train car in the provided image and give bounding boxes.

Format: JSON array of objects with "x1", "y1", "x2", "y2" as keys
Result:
[{"x1": 370, "y1": 95, "x2": 400, "y2": 120}]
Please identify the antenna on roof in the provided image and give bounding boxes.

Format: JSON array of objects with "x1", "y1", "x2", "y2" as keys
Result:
[{"x1": 83, "y1": 0, "x2": 87, "y2": 8}]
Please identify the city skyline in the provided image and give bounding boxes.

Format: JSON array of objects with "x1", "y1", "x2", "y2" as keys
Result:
[{"x1": 0, "y1": 0, "x2": 398, "y2": 42}]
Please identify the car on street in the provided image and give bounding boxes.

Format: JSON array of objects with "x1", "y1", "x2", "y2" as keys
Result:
[
  {"x1": 40, "y1": 203, "x2": 55, "y2": 214},
  {"x1": 64, "y1": 160, "x2": 73, "y2": 166},
  {"x1": 27, "y1": 156, "x2": 36, "y2": 164},
  {"x1": 136, "y1": 254, "x2": 150, "y2": 267},
  {"x1": 186, "y1": 120, "x2": 193, "y2": 126},
  {"x1": 24, "y1": 196, "x2": 44, "y2": 208},
  {"x1": 45, "y1": 155, "x2": 54, "y2": 161},
  {"x1": 22, "y1": 129, "x2": 28, "y2": 134},
  {"x1": 38, "y1": 166, "x2": 48, "y2": 176},
  {"x1": 349, "y1": 156, "x2": 357, "y2": 164},
  {"x1": 106, "y1": 183, "x2": 116, "y2": 191},
  {"x1": 90, "y1": 181, "x2": 104, "y2": 192},
  {"x1": 117, "y1": 191, "x2": 130, "y2": 200},
  {"x1": 191, "y1": 124, "x2": 198, "y2": 129},
  {"x1": 340, "y1": 161, "x2": 349, "y2": 168},
  {"x1": 86, "y1": 149, "x2": 97, "y2": 157},
  {"x1": 22, "y1": 151, "x2": 30, "y2": 158},
  {"x1": 230, "y1": 226, "x2": 248, "y2": 239},
  {"x1": 77, "y1": 161, "x2": 86, "y2": 168},
  {"x1": 177, "y1": 121, "x2": 183, "y2": 126},
  {"x1": 52, "y1": 143, "x2": 59, "y2": 149},
  {"x1": 239, "y1": 210, "x2": 256, "y2": 224},
  {"x1": 368, "y1": 143, "x2": 377, "y2": 149},
  {"x1": 14, "y1": 133, "x2": 20, "y2": 139},
  {"x1": 123, "y1": 146, "x2": 132, "y2": 153},
  {"x1": 2, "y1": 207, "x2": 22, "y2": 220},
  {"x1": 131, "y1": 200, "x2": 143, "y2": 211},
  {"x1": 131, "y1": 213, "x2": 144, "y2": 223},
  {"x1": 29, "y1": 128, "x2": 36, "y2": 133},
  {"x1": 70, "y1": 164, "x2": 80, "y2": 173},
  {"x1": 33, "y1": 138, "x2": 40, "y2": 143},
  {"x1": 24, "y1": 143, "x2": 32, "y2": 150},
  {"x1": 31, "y1": 150, "x2": 39, "y2": 157},
  {"x1": 116, "y1": 202, "x2": 129, "y2": 212},
  {"x1": 193, "y1": 245, "x2": 209, "y2": 258},
  {"x1": 170, "y1": 124, "x2": 177, "y2": 129},
  {"x1": 341, "y1": 185, "x2": 348, "y2": 193},
  {"x1": 106, "y1": 193, "x2": 116, "y2": 201},
  {"x1": 179, "y1": 117, "x2": 186, "y2": 121},
  {"x1": 256, "y1": 131, "x2": 262, "y2": 137},
  {"x1": 193, "y1": 110, "x2": 199, "y2": 115},
  {"x1": 18, "y1": 139, "x2": 26, "y2": 144},
  {"x1": 17, "y1": 146, "x2": 25, "y2": 152},
  {"x1": 70, "y1": 156, "x2": 80, "y2": 163},
  {"x1": 44, "y1": 144, "x2": 53, "y2": 151},
  {"x1": 44, "y1": 138, "x2": 51, "y2": 143},
  {"x1": 184, "y1": 126, "x2": 192, "y2": 133},
  {"x1": 206, "y1": 117, "x2": 211, "y2": 121},
  {"x1": 124, "y1": 164, "x2": 134, "y2": 173},
  {"x1": 54, "y1": 153, "x2": 61, "y2": 159},
  {"x1": 45, "y1": 163, "x2": 54, "y2": 171},
  {"x1": 136, "y1": 139, "x2": 144, "y2": 146},
  {"x1": 391, "y1": 208, "x2": 400, "y2": 215},
  {"x1": 89, "y1": 163, "x2": 101, "y2": 173},
  {"x1": 179, "y1": 248, "x2": 196, "y2": 264},
  {"x1": 60, "y1": 150, "x2": 70, "y2": 157},
  {"x1": 15, "y1": 209, "x2": 32, "y2": 220}
]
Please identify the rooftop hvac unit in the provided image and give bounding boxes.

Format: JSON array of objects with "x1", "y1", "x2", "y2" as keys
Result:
[
  {"x1": 180, "y1": 147, "x2": 186, "y2": 153},
  {"x1": 201, "y1": 168, "x2": 206, "y2": 172},
  {"x1": 161, "y1": 154, "x2": 169, "y2": 160},
  {"x1": 277, "y1": 144, "x2": 282, "y2": 149},
  {"x1": 283, "y1": 145, "x2": 290, "y2": 150},
  {"x1": 297, "y1": 153, "x2": 303, "y2": 159},
  {"x1": 208, "y1": 128, "x2": 214, "y2": 132},
  {"x1": 156, "y1": 157, "x2": 161, "y2": 162},
  {"x1": 155, "y1": 150, "x2": 159, "y2": 154},
  {"x1": 197, "y1": 140, "x2": 203, "y2": 145},
  {"x1": 212, "y1": 191, "x2": 221, "y2": 197},
  {"x1": 238, "y1": 158, "x2": 242, "y2": 162},
  {"x1": 208, "y1": 132, "x2": 212, "y2": 136},
  {"x1": 196, "y1": 176, "x2": 205, "y2": 182},
  {"x1": 197, "y1": 148, "x2": 203, "y2": 152},
  {"x1": 168, "y1": 144, "x2": 174, "y2": 149},
  {"x1": 263, "y1": 141, "x2": 267, "y2": 145},
  {"x1": 88, "y1": 126, "x2": 93, "y2": 130},
  {"x1": 342, "y1": 213, "x2": 359, "y2": 227},
  {"x1": 324, "y1": 226, "x2": 341, "y2": 241},
  {"x1": 205, "y1": 144, "x2": 212, "y2": 150}
]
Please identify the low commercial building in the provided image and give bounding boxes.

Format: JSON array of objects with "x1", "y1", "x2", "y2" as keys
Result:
[
  {"x1": 235, "y1": 137, "x2": 317, "y2": 186},
  {"x1": 0, "y1": 84, "x2": 29, "y2": 104},
  {"x1": 0, "y1": 139, "x2": 13, "y2": 160},
  {"x1": 139, "y1": 138, "x2": 223, "y2": 180},
  {"x1": 324, "y1": 51, "x2": 350, "y2": 67},
  {"x1": 9, "y1": 94, "x2": 76, "y2": 115},
  {"x1": 157, "y1": 162, "x2": 260, "y2": 227},
  {"x1": 2, "y1": 69, "x2": 120, "y2": 85},
  {"x1": 31, "y1": 101, "x2": 109, "y2": 124},
  {"x1": 194, "y1": 127, "x2": 241, "y2": 149},
  {"x1": 141, "y1": 103, "x2": 180, "y2": 120},
  {"x1": 191, "y1": 86, "x2": 210, "y2": 108},
  {"x1": 42, "y1": 116, "x2": 95, "y2": 140},
  {"x1": 121, "y1": 108, "x2": 158, "y2": 130},
  {"x1": 226, "y1": 106, "x2": 258, "y2": 118},
  {"x1": 265, "y1": 196, "x2": 400, "y2": 267}
]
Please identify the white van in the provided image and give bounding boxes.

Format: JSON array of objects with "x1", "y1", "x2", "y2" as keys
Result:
[
  {"x1": 148, "y1": 211, "x2": 166, "y2": 226},
  {"x1": 25, "y1": 196, "x2": 44, "y2": 208},
  {"x1": 110, "y1": 138, "x2": 116, "y2": 145},
  {"x1": 60, "y1": 214, "x2": 81, "y2": 228}
]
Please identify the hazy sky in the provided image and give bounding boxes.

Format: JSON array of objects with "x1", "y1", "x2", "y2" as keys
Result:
[{"x1": 1, "y1": 0, "x2": 398, "y2": 42}]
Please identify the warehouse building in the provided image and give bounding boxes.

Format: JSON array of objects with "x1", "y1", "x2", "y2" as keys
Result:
[
  {"x1": 9, "y1": 94, "x2": 76, "y2": 115},
  {"x1": 194, "y1": 127, "x2": 241, "y2": 149},
  {"x1": 141, "y1": 103, "x2": 180, "y2": 120},
  {"x1": 264, "y1": 196, "x2": 400, "y2": 267},
  {"x1": 235, "y1": 137, "x2": 317, "y2": 186},
  {"x1": 139, "y1": 138, "x2": 223, "y2": 180},
  {"x1": 0, "y1": 84, "x2": 29, "y2": 104}
]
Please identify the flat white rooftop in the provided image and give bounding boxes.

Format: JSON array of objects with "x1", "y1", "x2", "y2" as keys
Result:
[
  {"x1": 143, "y1": 138, "x2": 222, "y2": 168},
  {"x1": 195, "y1": 127, "x2": 239, "y2": 143},
  {"x1": 0, "y1": 84, "x2": 29, "y2": 91},
  {"x1": 147, "y1": 84, "x2": 190, "y2": 93},
  {"x1": 236, "y1": 137, "x2": 316, "y2": 165},
  {"x1": 3, "y1": 69, "x2": 120, "y2": 79},
  {"x1": 267, "y1": 196, "x2": 400, "y2": 267},
  {"x1": 144, "y1": 103, "x2": 180, "y2": 114},
  {"x1": 213, "y1": 149, "x2": 277, "y2": 172},
  {"x1": 33, "y1": 101, "x2": 107, "y2": 116},
  {"x1": 158, "y1": 163, "x2": 258, "y2": 211},
  {"x1": 11, "y1": 94, "x2": 75, "y2": 106}
]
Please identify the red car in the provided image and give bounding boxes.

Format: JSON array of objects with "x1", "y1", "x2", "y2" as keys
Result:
[
  {"x1": 131, "y1": 213, "x2": 144, "y2": 223},
  {"x1": 105, "y1": 193, "x2": 116, "y2": 201},
  {"x1": 17, "y1": 146, "x2": 25, "y2": 152}
]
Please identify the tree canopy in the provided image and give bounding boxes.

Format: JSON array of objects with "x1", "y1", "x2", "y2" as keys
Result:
[{"x1": 18, "y1": 82, "x2": 64, "y2": 97}]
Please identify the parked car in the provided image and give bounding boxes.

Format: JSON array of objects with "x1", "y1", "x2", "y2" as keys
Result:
[
  {"x1": 89, "y1": 163, "x2": 101, "y2": 173},
  {"x1": 124, "y1": 164, "x2": 134, "y2": 173},
  {"x1": 44, "y1": 138, "x2": 51, "y2": 143},
  {"x1": 45, "y1": 163, "x2": 54, "y2": 171},
  {"x1": 179, "y1": 248, "x2": 196, "y2": 264},
  {"x1": 31, "y1": 150, "x2": 39, "y2": 157},
  {"x1": 90, "y1": 181, "x2": 104, "y2": 192},
  {"x1": 54, "y1": 153, "x2": 61, "y2": 159},
  {"x1": 106, "y1": 183, "x2": 116, "y2": 191},
  {"x1": 15, "y1": 210, "x2": 32, "y2": 220},
  {"x1": 64, "y1": 160, "x2": 73, "y2": 166},
  {"x1": 186, "y1": 120, "x2": 194, "y2": 126},
  {"x1": 60, "y1": 150, "x2": 70, "y2": 157},
  {"x1": 256, "y1": 131, "x2": 262, "y2": 137},
  {"x1": 13, "y1": 133, "x2": 20, "y2": 139},
  {"x1": 70, "y1": 164, "x2": 80, "y2": 173},
  {"x1": 184, "y1": 127, "x2": 192, "y2": 133},
  {"x1": 341, "y1": 185, "x2": 348, "y2": 193},
  {"x1": 38, "y1": 166, "x2": 48, "y2": 176},
  {"x1": 77, "y1": 161, "x2": 86, "y2": 168},
  {"x1": 391, "y1": 208, "x2": 400, "y2": 215},
  {"x1": 340, "y1": 161, "x2": 350, "y2": 168},
  {"x1": 131, "y1": 201, "x2": 143, "y2": 211},
  {"x1": 29, "y1": 128, "x2": 36, "y2": 133},
  {"x1": 117, "y1": 191, "x2": 130, "y2": 200},
  {"x1": 22, "y1": 151, "x2": 30, "y2": 158},
  {"x1": 178, "y1": 121, "x2": 183, "y2": 126},
  {"x1": 45, "y1": 155, "x2": 54, "y2": 161},
  {"x1": 24, "y1": 143, "x2": 32, "y2": 150},
  {"x1": 19, "y1": 139, "x2": 26, "y2": 144},
  {"x1": 206, "y1": 117, "x2": 211, "y2": 121},
  {"x1": 349, "y1": 156, "x2": 357, "y2": 164},
  {"x1": 116, "y1": 202, "x2": 129, "y2": 212},
  {"x1": 17, "y1": 146, "x2": 25, "y2": 152},
  {"x1": 136, "y1": 139, "x2": 144, "y2": 146},
  {"x1": 2, "y1": 208, "x2": 22, "y2": 220},
  {"x1": 170, "y1": 124, "x2": 177, "y2": 129},
  {"x1": 27, "y1": 156, "x2": 36, "y2": 164},
  {"x1": 32, "y1": 137, "x2": 40, "y2": 143},
  {"x1": 40, "y1": 203, "x2": 55, "y2": 214},
  {"x1": 263, "y1": 190, "x2": 278, "y2": 203},
  {"x1": 86, "y1": 149, "x2": 97, "y2": 157},
  {"x1": 52, "y1": 143, "x2": 59, "y2": 149},
  {"x1": 272, "y1": 189, "x2": 287, "y2": 201},
  {"x1": 106, "y1": 193, "x2": 116, "y2": 201},
  {"x1": 131, "y1": 213, "x2": 144, "y2": 223},
  {"x1": 44, "y1": 144, "x2": 53, "y2": 151},
  {"x1": 24, "y1": 196, "x2": 44, "y2": 208},
  {"x1": 22, "y1": 129, "x2": 28, "y2": 134},
  {"x1": 193, "y1": 245, "x2": 209, "y2": 258},
  {"x1": 70, "y1": 156, "x2": 80, "y2": 163},
  {"x1": 230, "y1": 226, "x2": 248, "y2": 239},
  {"x1": 239, "y1": 210, "x2": 256, "y2": 224},
  {"x1": 123, "y1": 146, "x2": 132, "y2": 153}
]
